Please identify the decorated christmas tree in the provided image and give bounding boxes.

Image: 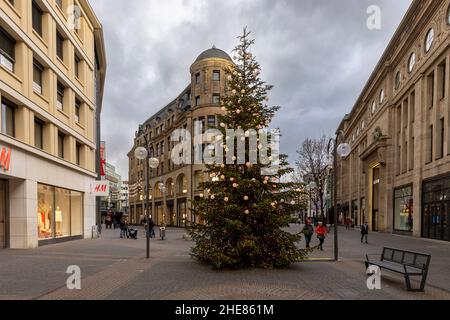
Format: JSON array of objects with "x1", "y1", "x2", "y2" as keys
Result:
[{"x1": 189, "y1": 28, "x2": 309, "y2": 270}]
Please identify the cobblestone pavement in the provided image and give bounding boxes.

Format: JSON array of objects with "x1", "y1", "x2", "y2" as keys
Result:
[{"x1": 0, "y1": 226, "x2": 449, "y2": 300}]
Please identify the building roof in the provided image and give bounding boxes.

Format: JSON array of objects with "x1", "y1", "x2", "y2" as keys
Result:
[{"x1": 194, "y1": 46, "x2": 232, "y2": 63}]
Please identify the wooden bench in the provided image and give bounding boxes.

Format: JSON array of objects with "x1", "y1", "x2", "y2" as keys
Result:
[{"x1": 365, "y1": 247, "x2": 431, "y2": 292}]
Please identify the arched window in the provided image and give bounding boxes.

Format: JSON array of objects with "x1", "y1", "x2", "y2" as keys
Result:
[
  {"x1": 408, "y1": 52, "x2": 416, "y2": 73},
  {"x1": 424, "y1": 28, "x2": 434, "y2": 53}
]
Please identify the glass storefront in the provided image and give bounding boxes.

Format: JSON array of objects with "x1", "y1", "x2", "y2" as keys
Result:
[
  {"x1": 0, "y1": 180, "x2": 7, "y2": 249},
  {"x1": 37, "y1": 184, "x2": 83, "y2": 240},
  {"x1": 394, "y1": 185, "x2": 413, "y2": 232},
  {"x1": 423, "y1": 177, "x2": 450, "y2": 241}
]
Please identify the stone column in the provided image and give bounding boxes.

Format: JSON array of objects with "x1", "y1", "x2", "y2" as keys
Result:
[{"x1": 9, "y1": 179, "x2": 38, "y2": 249}]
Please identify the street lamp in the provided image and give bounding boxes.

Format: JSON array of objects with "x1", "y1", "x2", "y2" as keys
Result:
[
  {"x1": 134, "y1": 141, "x2": 159, "y2": 260},
  {"x1": 327, "y1": 131, "x2": 351, "y2": 262}
]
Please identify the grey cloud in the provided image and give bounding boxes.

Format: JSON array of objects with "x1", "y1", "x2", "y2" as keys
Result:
[{"x1": 90, "y1": 0, "x2": 412, "y2": 178}]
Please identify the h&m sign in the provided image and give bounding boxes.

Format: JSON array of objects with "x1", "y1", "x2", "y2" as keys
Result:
[
  {"x1": 0, "y1": 147, "x2": 11, "y2": 172},
  {"x1": 92, "y1": 181, "x2": 110, "y2": 197}
]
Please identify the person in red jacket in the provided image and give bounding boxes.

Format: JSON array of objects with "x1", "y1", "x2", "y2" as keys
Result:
[{"x1": 316, "y1": 222, "x2": 328, "y2": 251}]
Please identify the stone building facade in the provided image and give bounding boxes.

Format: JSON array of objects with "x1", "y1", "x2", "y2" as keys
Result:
[
  {"x1": 0, "y1": 0, "x2": 106, "y2": 248},
  {"x1": 128, "y1": 47, "x2": 234, "y2": 226},
  {"x1": 336, "y1": 0, "x2": 450, "y2": 242}
]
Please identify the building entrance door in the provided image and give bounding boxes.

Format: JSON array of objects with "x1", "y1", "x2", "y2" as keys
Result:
[
  {"x1": 423, "y1": 203, "x2": 450, "y2": 241},
  {"x1": 0, "y1": 179, "x2": 7, "y2": 249}
]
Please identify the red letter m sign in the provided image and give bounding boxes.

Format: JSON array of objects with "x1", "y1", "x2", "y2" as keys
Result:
[{"x1": 0, "y1": 148, "x2": 11, "y2": 171}]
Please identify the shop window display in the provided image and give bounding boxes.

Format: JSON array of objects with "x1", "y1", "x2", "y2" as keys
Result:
[
  {"x1": 71, "y1": 191, "x2": 83, "y2": 236},
  {"x1": 37, "y1": 184, "x2": 84, "y2": 240},
  {"x1": 394, "y1": 186, "x2": 413, "y2": 232},
  {"x1": 55, "y1": 188, "x2": 70, "y2": 237},
  {"x1": 38, "y1": 184, "x2": 54, "y2": 239}
]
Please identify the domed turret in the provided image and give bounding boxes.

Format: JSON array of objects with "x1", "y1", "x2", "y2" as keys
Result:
[{"x1": 194, "y1": 46, "x2": 232, "y2": 63}]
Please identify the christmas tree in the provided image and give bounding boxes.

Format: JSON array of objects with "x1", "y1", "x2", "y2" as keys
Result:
[{"x1": 189, "y1": 28, "x2": 309, "y2": 270}]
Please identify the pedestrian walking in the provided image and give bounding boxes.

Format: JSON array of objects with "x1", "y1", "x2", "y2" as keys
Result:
[
  {"x1": 148, "y1": 218, "x2": 155, "y2": 238},
  {"x1": 120, "y1": 218, "x2": 129, "y2": 239},
  {"x1": 303, "y1": 219, "x2": 314, "y2": 249},
  {"x1": 361, "y1": 221, "x2": 369, "y2": 244},
  {"x1": 316, "y1": 222, "x2": 328, "y2": 251}
]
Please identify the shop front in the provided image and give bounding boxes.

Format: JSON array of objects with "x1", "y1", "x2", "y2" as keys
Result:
[
  {"x1": 0, "y1": 179, "x2": 7, "y2": 249},
  {"x1": 0, "y1": 142, "x2": 96, "y2": 249},
  {"x1": 422, "y1": 176, "x2": 450, "y2": 242}
]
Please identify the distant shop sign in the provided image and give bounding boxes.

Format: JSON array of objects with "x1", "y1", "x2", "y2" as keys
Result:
[{"x1": 92, "y1": 181, "x2": 110, "y2": 197}]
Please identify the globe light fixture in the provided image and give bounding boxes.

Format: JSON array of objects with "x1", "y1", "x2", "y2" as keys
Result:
[
  {"x1": 134, "y1": 147, "x2": 148, "y2": 160},
  {"x1": 337, "y1": 143, "x2": 351, "y2": 158},
  {"x1": 149, "y1": 158, "x2": 160, "y2": 169}
]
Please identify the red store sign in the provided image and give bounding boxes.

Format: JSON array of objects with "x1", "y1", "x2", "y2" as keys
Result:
[{"x1": 0, "y1": 147, "x2": 11, "y2": 172}]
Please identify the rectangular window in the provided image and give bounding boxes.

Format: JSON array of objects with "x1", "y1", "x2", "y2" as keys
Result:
[
  {"x1": 208, "y1": 115, "x2": 216, "y2": 128},
  {"x1": 58, "y1": 132, "x2": 65, "y2": 158},
  {"x1": 56, "y1": 32, "x2": 64, "y2": 60},
  {"x1": 0, "y1": 28, "x2": 15, "y2": 72},
  {"x1": 428, "y1": 72, "x2": 435, "y2": 108},
  {"x1": 70, "y1": 191, "x2": 83, "y2": 236},
  {"x1": 33, "y1": 59, "x2": 43, "y2": 94},
  {"x1": 32, "y1": 1, "x2": 43, "y2": 37},
  {"x1": 57, "y1": 82, "x2": 65, "y2": 111},
  {"x1": 213, "y1": 94, "x2": 220, "y2": 105},
  {"x1": 439, "y1": 62, "x2": 446, "y2": 100},
  {"x1": 428, "y1": 125, "x2": 434, "y2": 163},
  {"x1": 213, "y1": 70, "x2": 220, "y2": 81},
  {"x1": 1, "y1": 99, "x2": 15, "y2": 137},
  {"x1": 394, "y1": 186, "x2": 413, "y2": 232},
  {"x1": 75, "y1": 99, "x2": 81, "y2": 123},
  {"x1": 74, "y1": 55, "x2": 80, "y2": 78},
  {"x1": 195, "y1": 73, "x2": 200, "y2": 84},
  {"x1": 34, "y1": 119, "x2": 44, "y2": 149},
  {"x1": 195, "y1": 96, "x2": 200, "y2": 107},
  {"x1": 76, "y1": 142, "x2": 82, "y2": 165}
]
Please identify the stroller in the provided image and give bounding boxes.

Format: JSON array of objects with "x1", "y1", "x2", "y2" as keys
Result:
[{"x1": 128, "y1": 227, "x2": 138, "y2": 240}]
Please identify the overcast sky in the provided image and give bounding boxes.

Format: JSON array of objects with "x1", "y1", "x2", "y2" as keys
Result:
[{"x1": 90, "y1": 0, "x2": 412, "y2": 179}]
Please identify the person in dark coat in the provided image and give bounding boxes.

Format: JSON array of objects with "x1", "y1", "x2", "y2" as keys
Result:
[
  {"x1": 361, "y1": 222, "x2": 369, "y2": 244},
  {"x1": 303, "y1": 219, "x2": 314, "y2": 249}
]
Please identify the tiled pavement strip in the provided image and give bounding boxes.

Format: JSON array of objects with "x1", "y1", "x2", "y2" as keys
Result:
[{"x1": 0, "y1": 226, "x2": 449, "y2": 300}]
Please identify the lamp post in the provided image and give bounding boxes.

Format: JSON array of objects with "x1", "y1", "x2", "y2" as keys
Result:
[
  {"x1": 134, "y1": 135, "x2": 159, "y2": 259},
  {"x1": 327, "y1": 131, "x2": 351, "y2": 262}
]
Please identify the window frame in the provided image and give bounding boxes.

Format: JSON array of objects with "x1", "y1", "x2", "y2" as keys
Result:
[
  {"x1": 1, "y1": 99, "x2": 16, "y2": 137},
  {"x1": 32, "y1": 1, "x2": 43, "y2": 37},
  {"x1": 56, "y1": 31, "x2": 64, "y2": 61},
  {"x1": 58, "y1": 132, "x2": 65, "y2": 159},
  {"x1": 34, "y1": 118, "x2": 44, "y2": 150},
  {"x1": 33, "y1": 59, "x2": 44, "y2": 94},
  {"x1": 213, "y1": 70, "x2": 220, "y2": 81},
  {"x1": 0, "y1": 27, "x2": 16, "y2": 72}
]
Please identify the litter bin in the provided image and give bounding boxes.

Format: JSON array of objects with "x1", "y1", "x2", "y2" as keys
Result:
[{"x1": 159, "y1": 227, "x2": 166, "y2": 240}]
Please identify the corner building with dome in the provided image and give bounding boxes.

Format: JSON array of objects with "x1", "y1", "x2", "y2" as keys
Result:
[{"x1": 128, "y1": 47, "x2": 234, "y2": 226}]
